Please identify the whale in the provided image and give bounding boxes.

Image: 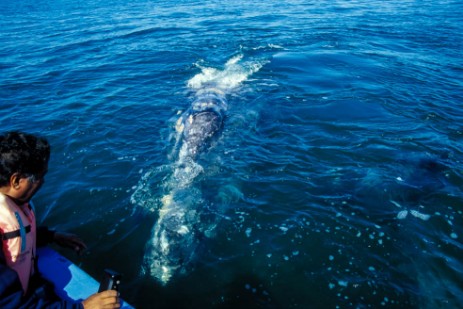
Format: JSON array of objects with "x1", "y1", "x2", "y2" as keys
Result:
[
  {"x1": 143, "y1": 87, "x2": 228, "y2": 284},
  {"x1": 136, "y1": 55, "x2": 267, "y2": 285},
  {"x1": 175, "y1": 88, "x2": 227, "y2": 161}
]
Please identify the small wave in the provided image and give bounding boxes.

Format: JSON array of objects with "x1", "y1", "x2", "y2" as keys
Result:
[{"x1": 251, "y1": 43, "x2": 286, "y2": 51}]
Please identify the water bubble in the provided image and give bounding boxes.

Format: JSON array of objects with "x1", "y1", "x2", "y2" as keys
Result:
[
  {"x1": 410, "y1": 210, "x2": 430, "y2": 221},
  {"x1": 397, "y1": 210, "x2": 408, "y2": 220}
]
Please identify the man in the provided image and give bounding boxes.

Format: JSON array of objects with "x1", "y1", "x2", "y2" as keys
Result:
[{"x1": 0, "y1": 132, "x2": 120, "y2": 308}]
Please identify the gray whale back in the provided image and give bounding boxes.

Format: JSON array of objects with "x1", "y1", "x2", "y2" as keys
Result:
[
  {"x1": 145, "y1": 88, "x2": 228, "y2": 284},
  {"x1": 178, "y1": 90, "x2": 227, "y2": 159}
]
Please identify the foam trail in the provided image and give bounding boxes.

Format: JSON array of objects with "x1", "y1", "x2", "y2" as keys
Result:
[
  {"x1": 187, "y1": 54, "x2": 266, "y2": 91},
  {"x1": 141, "y1": 55, "x2": 266, "y2": 284}
]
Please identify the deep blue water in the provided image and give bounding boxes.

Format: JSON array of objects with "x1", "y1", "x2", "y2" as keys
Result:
[{"x1": 1, "y1": 0, "x2": 462, "y2": 308}]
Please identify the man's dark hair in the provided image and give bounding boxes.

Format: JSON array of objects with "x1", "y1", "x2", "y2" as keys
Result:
[{"x1": 0, "y1": 132, "x2": 50, "y2": 186}]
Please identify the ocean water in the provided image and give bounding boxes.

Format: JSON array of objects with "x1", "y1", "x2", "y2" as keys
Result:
[{"x1": 1, "y1": 0, "x2": 462, "y2": 308}]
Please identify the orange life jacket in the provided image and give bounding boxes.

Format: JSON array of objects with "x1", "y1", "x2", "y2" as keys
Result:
[{"x1": 0, "y1": 193, "x2": 36, "y2": 294}]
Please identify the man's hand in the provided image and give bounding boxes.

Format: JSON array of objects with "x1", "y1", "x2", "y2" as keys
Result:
[
  {"x1": 82, "y1": 290, "x2": 120, "y2": 309},
  {"x1": 53, "y1": 231, "x2": 87, "y2": 255}
]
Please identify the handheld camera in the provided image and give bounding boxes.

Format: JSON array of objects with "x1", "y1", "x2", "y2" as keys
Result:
[{"x1": 98, "y1": 269, "x2": 121, "y2": 292}]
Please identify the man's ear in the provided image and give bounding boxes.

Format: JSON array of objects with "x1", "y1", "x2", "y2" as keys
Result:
[{"x1": 10, "y1": 173, "x2": 22, "y2": 189}]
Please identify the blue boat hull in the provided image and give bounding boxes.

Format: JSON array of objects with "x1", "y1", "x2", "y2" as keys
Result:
[{"x1": 37, "y1": 247, "x2": 133, "y2": 308}]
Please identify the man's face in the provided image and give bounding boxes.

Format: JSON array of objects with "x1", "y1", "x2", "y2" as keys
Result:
[{"x1": 16, "y1": 167, "x2": 48, "y2": 204}]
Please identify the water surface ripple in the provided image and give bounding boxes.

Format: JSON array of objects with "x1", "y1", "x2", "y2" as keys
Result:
[{"x1": 1, "y1": 0, "x2": 462, "y2": 308}]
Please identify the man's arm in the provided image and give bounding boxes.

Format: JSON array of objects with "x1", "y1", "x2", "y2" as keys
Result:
[
  {"x1": 37, "y1": 227, "x2": 87, "y2": 254},
  {"x1": 37, "y1": 226, "x2": 56, "y2": 247}
]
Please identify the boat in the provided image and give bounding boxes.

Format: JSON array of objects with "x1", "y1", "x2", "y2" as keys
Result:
[{"x1": 37, "y1": 247, "x2": 134, "y2": 308}]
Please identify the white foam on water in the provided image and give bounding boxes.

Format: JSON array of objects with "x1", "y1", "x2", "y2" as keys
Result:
[
  {"x1": 397, "y1": 210, "x2": 408, "y2": 220},
  {"x1": 187, "y1": 54, "x2": 268, "y2": 92},
  {"x1": 396, "y1": 209, "x2": 431, "y2": 221},
  {"x1": 410, "y1": 210, "x2": 431, "y2": 221}
]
